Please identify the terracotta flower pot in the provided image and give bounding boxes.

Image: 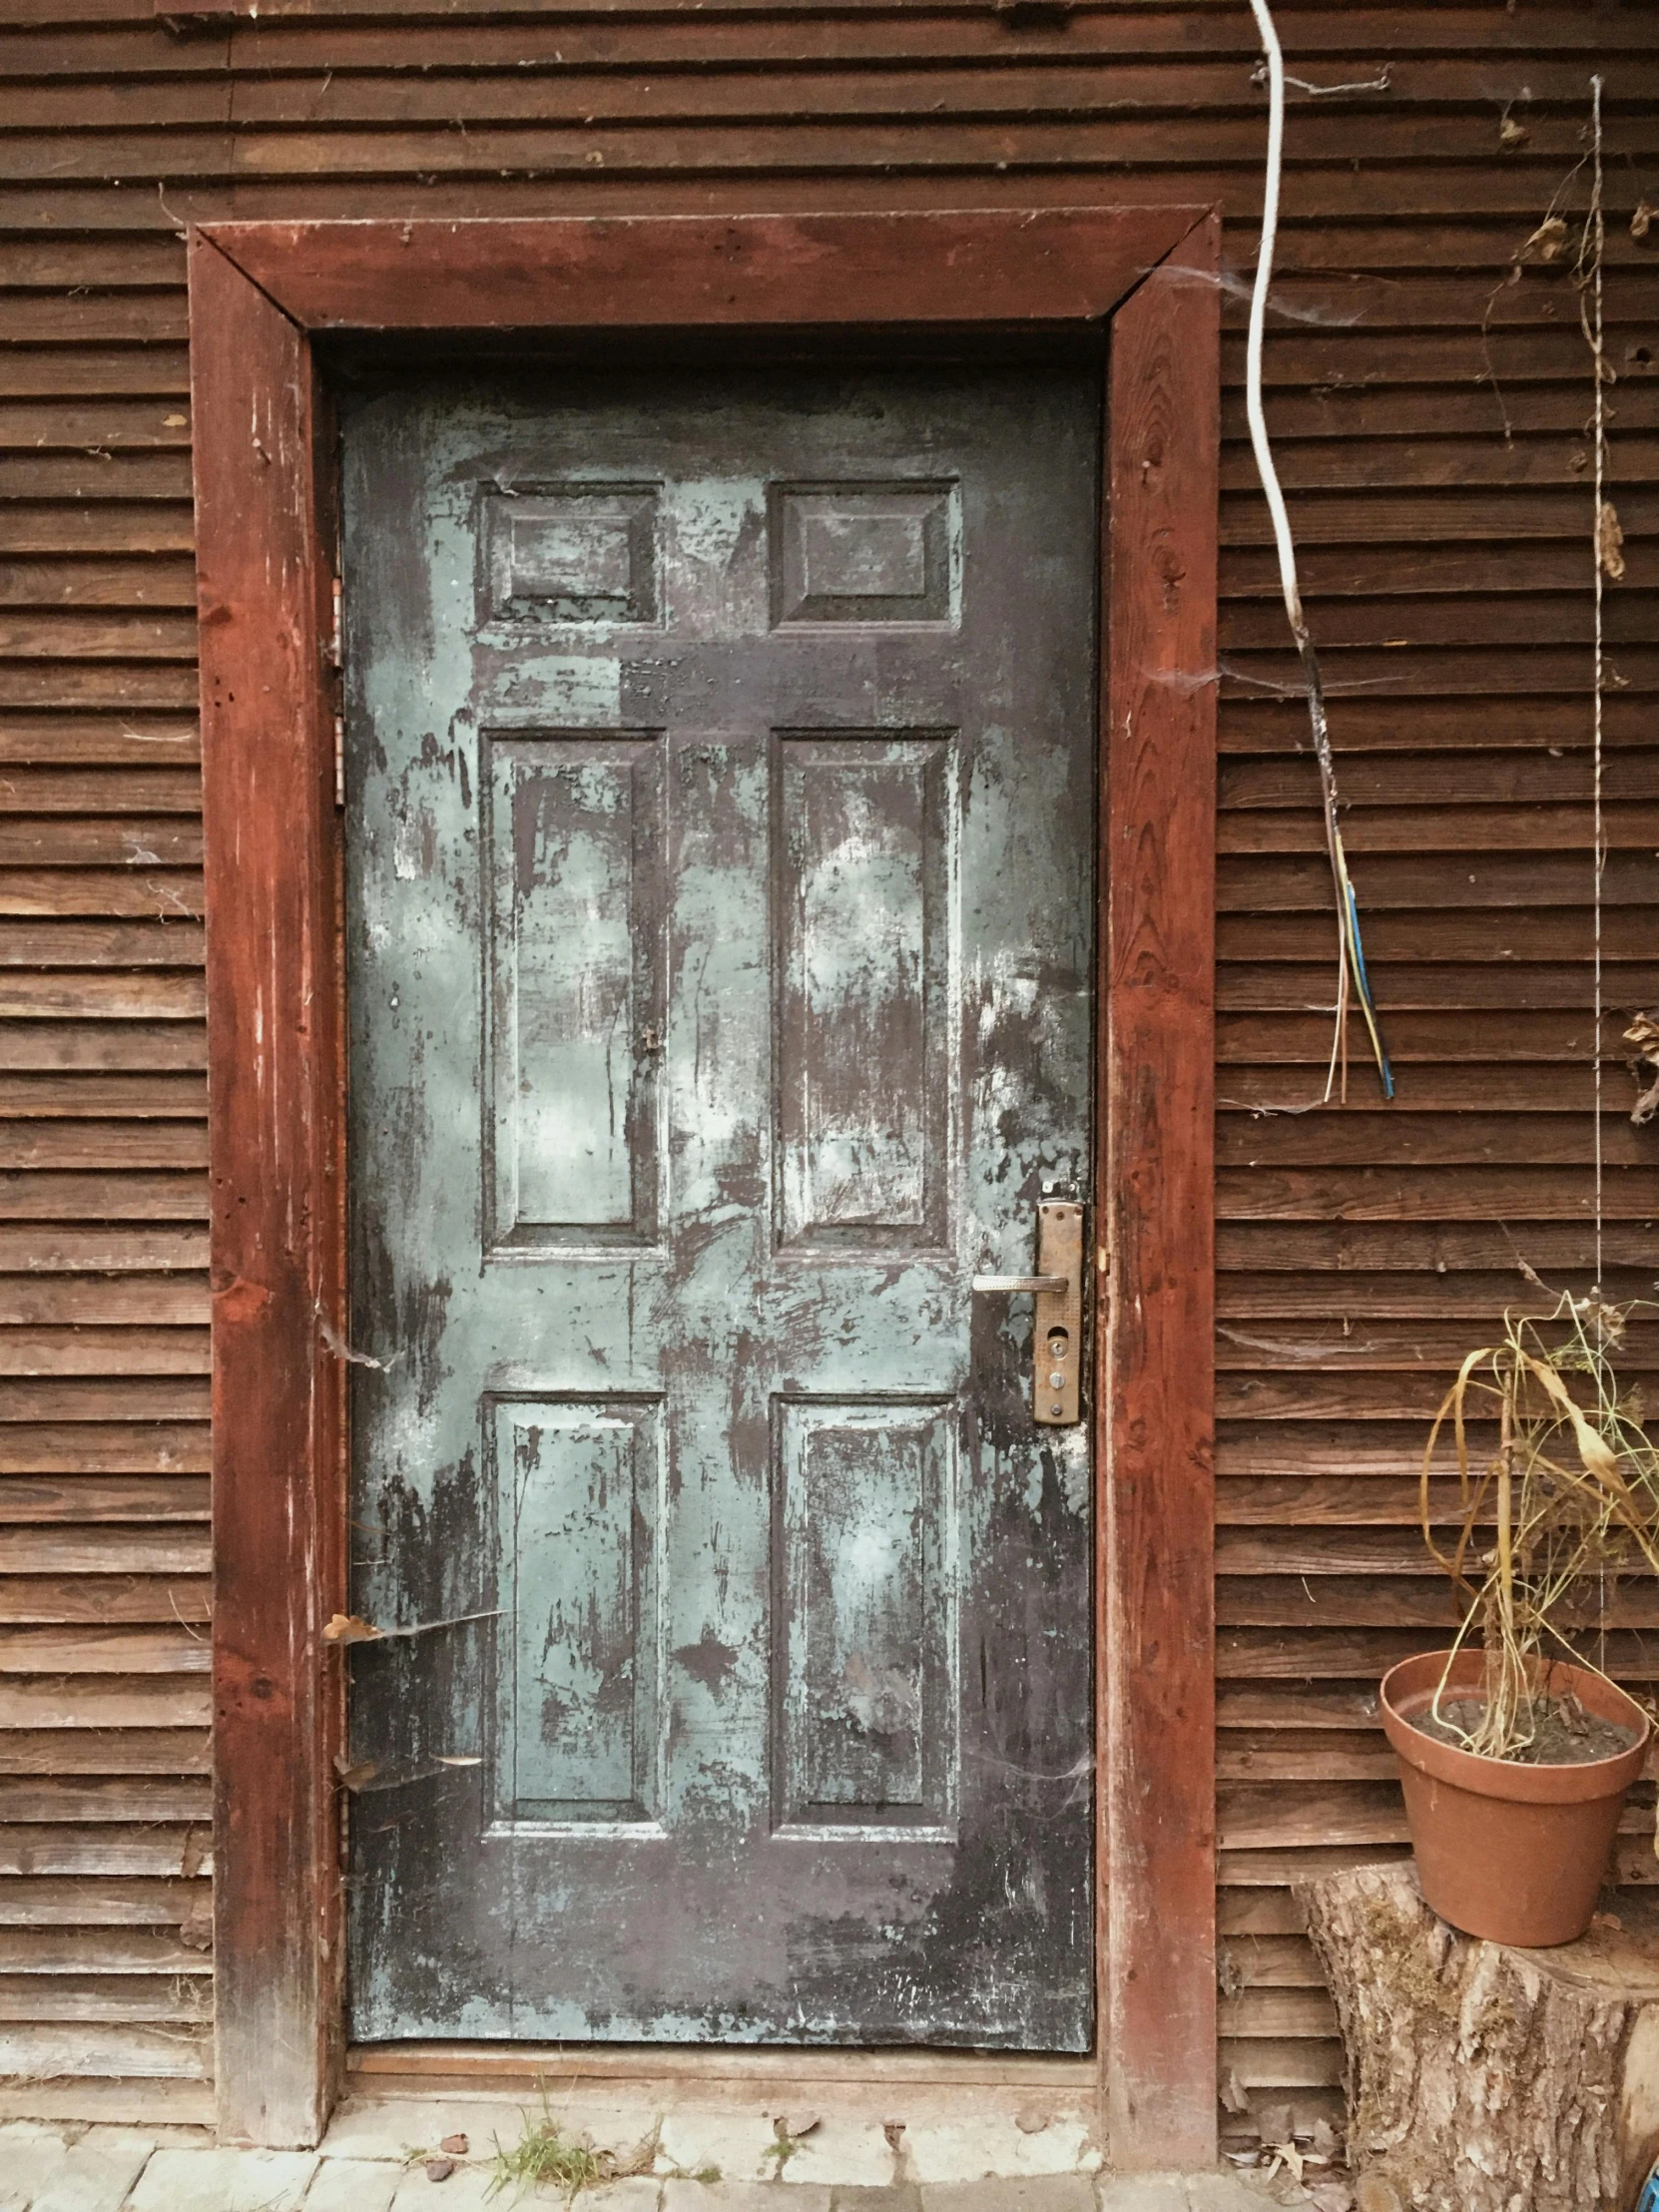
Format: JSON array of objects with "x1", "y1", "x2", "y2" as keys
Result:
[{"x1": 1381, "y1": 1648, "x2": 1652, "y2": 1948}]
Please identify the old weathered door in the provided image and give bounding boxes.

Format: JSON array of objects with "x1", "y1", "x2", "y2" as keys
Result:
[{"x1": 342, "y1": 357, "x2": 1099, "y2": 2048}]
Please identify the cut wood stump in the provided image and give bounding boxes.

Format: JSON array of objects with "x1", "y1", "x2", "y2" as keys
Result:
[{"x1": 1296, "y1": 1862, "x2": 1659, "y2": 2212}]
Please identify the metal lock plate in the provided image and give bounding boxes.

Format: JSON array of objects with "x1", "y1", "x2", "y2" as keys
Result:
[
  {"x1": 969, "y1": 1200, "x2": 1087, "y2": 1425},
  {"x1": 1031, "y1": 1200, "x2": 1084, "y2": 1425}
]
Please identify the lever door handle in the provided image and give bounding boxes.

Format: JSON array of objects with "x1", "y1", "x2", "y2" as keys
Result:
[{"x1": 973, "y1": 1200, "x2": 1086, "y2": 1426}]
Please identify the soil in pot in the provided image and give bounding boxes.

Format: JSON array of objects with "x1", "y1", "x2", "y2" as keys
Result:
[{"x1": 1408, "y1": 1691, "x2": 1640, "y2": 1767}]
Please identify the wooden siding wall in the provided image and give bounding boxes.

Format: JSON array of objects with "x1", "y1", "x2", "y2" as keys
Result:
[{"x1": 0, "y1": 0, "x2": 1655, "y2": 2133}]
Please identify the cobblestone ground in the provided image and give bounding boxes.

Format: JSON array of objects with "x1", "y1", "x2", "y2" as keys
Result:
[{"x1": 0, "y1": 2115, "x2": 1320, "y2": 2212}]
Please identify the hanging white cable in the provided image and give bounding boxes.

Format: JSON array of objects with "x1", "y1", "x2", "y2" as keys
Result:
[
  {"x1": 1245, "y1": 0, "x2": 1391, "y2": 1101},
  {"x1": 1245, "y1": 0, "x2": 1302, "y2": 645}
]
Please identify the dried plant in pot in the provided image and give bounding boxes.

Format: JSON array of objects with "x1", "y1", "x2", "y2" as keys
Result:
[{"x1": 1382, "y1": 1293, "x2": 1659, "y2": 1946}]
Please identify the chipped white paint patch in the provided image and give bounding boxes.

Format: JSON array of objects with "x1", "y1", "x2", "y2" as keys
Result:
[
  {"x1": 1050, "y1": 1427, "x2": 1092, "y2": 1517},
  {"x1": 493, "y1": 655, "x2": 622, "y2": 723},
  {"x1": 392, "y1": 813, "x2": 426, "y2": 882},
  {"x1": 382, "y1": 1402, "x2": 446, "y2": 1488},
  {"x1": 670, "y1": 478, "x2": 766, "y2": 572}
]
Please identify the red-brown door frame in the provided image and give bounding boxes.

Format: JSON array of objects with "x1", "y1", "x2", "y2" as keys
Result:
[{"x1": 191, "y1": 208, "x2": 1219, "y2": 2163}]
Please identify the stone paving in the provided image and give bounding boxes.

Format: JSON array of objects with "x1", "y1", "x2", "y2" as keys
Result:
[{"x1": 0, "y1": 2113, "x2": 1316, "y2": 2212}]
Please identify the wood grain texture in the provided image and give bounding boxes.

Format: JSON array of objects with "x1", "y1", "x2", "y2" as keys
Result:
[
  {"x1": 1100, "y1": 214, "x2": 1220, "y2": 2170},
  {"x1": 0, "y1": 2077, "x2": 215, "y2": 2125},
  {"x1": 206, "y1": 207, "x2": 1203, "y2": 334},
  {"x1": 1300, "y1": 1865, "x2": 1659, "y2": 2212},
  {"x1": 189, "y1": 231, "x2": 343, "y2": 2149}
]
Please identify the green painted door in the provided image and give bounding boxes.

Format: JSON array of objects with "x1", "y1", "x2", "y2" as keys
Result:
[{"x1": 343, "y1": 358, "x2": 1099, "y2": 2047}]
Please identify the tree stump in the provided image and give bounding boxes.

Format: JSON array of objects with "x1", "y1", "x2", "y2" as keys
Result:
[{"x1": 1295, "y1": 1862, "x2": 1659, "y2": 2212}]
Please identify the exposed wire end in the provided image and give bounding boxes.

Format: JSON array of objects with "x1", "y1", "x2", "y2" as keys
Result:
[
  {"x1": 1246, "y1": 0, "x2": 1393, "y2": 1104},
  {"x1": 1343, "y1": 872, "x2": 1394, "y2": 1099}
]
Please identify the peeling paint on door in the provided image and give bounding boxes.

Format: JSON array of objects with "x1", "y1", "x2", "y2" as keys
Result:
[{"x1": 343, "y1": 361, "x2": 1099, "y2": 2049}]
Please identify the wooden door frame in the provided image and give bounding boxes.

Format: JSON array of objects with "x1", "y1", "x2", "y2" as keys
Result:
[{"x1": 191, "y1": 207, "x2": 1220, "y2": 2163}]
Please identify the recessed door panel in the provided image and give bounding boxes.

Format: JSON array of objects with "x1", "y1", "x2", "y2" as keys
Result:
[
  {"x1": 344, "y1": 359, "x2": 1099, "y2": 2049},
  {"x1": 775, "y1": 1397, "x2": 956, "y2": 1834},
  {"x1": 770, "y1": 483, "x2": 958, "y2": 627},
  {"x1": 482, "y1": 734, "x2": 664, "y2": 1249},
  {"x1": 493, "y1": 1395, "x2": 663, "y2": 1827},
  {"x1": 775, "y1": 734, "x2": 951, "y2": 1252}
]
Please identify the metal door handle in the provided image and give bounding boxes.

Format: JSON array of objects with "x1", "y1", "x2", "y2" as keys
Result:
[{"x1": 972, "y1": 1200, "x2": 1086, "y2": 1426}]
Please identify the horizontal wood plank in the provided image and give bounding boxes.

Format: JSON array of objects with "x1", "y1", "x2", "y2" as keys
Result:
[
  {"x1": 0, "y1": 1577, "x2": 211, "y2": 1626},
  {"x1": 0, "y1": 1827, "x2": 209, "y2": 1879},
  {"x1": 1217, "y1": 1628, "x2": 1659, "y2": 1682},
  {"x1": 0, "y1": 1421, "x2": 208, "y2": 1472},
  {"x1": 0, "y1": 1729, "x2": 209, "y2": 1774},
  {"x1": 0, "y1": 1476, "x2": 210, "y2": 1522},
  {"x1": 0, "y1": 1179, "x2": 208, "y2": 1226},
  {"x1": 1216, "y1": 2036, "x2": 1342, "y2": 2091},
  {"x1": 1218, "y1": 1990, "x2": 1337, "y2": 2040},
  {"x1": 0, "y1": 1076, "x2": 208, "y2": 1119},
  {"x1": 0, "y1": 1876, "x2": 210, "y2": 1928},
  {"x1": 1217, "y1": 1731, "x2": 1396, "y2": 1784},
  {"x1": 0, "y1": 1624, "x2": 210, "y2": 1671},
  {"x1": 0, "y1": 1278, "x2": 208, "y2": 1326},
  {"x1": 0, "y1": 1929, "x2": 211, "y2": 1972},
  {"x1": 0, "y1": 1776, "x2": 210, "y2": 1823},
  {"x1": 0, "y1": 2076, "x2": 215, "y2": 2123},
  {"x1": 0, "y1": 1026, "x2": 207, "y2": 1074},
  {"x1": 1217, "y1": 1222, "x2": 1659, "y2": 1273},
  {"x1": 0, "y1": 1522, "x2": 209, "y2": 1571},
  {"x1": 0, "y1": 1972, "x2": 211, "y2": 2022},
  {"x1": 0, "y1": 1122, "x2": 209, "y2": 1168},
  {"x1": 0, "y1": 717, "x2": 199, "y2": 768},
  {"x1": 0, "y1": 1680, "x2": 212, "y2": 1729},
  {"x1": 0, "y1": 2021, "x2": 209, "y2": 2078},
  {"x1": 210, "y1": 206, "x2": 1202, "y2": 329}
]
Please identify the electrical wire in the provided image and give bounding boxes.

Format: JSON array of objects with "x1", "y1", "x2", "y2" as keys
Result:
[{"x1": 1245, "y1": 0, "x2": 1393, "y2": 1102}]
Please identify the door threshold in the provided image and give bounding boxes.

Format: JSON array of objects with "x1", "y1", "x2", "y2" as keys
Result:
[
  {"x1": 348, "y1": 2043, "x2": 1096, "y2": 2091},
  {"x1": 335, "y1": 2047, "x2": 1105, "y2": 2182}
]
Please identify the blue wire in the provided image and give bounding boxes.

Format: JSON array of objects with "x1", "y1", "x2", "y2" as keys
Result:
[{"x1": 1345, "y1": 878, "x2": 1395, "y2": 1100}]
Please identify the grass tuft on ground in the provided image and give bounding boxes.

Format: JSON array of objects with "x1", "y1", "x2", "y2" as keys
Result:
[{"x1": 488, "y1": 2093, "x2": 692, "y2": 2200}]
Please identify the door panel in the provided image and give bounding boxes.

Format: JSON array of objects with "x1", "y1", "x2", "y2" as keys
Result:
[
  {"x1": 343, "y1": 360, "x2": 1100, "y2": 2049},
  {"x1": 776, "y1": 1396, "x2": 956, "y2": 1834},
  {"x1": 776, "y1": 733, "x2": 951, "y2": 1251},
  {"x1": 482, "y1": 734, "x2": 665, "y2": 1249},
  {"x1": 497, "y1": 1394, "x2": 664, "y2": 1826}
]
